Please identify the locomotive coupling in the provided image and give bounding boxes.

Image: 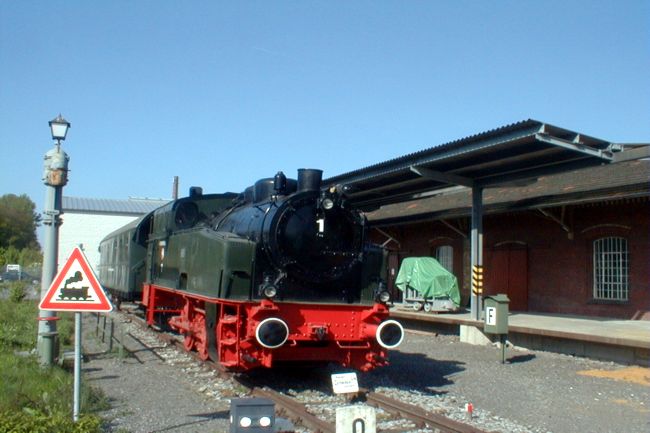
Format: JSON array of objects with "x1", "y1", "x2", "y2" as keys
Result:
[{"x1": 255, "y1": 318, "x2": 289, "y2": 349}]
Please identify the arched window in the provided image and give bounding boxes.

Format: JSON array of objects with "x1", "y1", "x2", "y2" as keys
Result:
[
  {"x1": 593, "y1": 237, "x2": 629, "y2": 301},
  {"x1": 435, "y1": 245, "x2": 453, "y2": 273}
]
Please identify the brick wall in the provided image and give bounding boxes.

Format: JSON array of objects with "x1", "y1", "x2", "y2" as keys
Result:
[{"x1": 374, "y1": 199, "x2": 649, "y2": 319}]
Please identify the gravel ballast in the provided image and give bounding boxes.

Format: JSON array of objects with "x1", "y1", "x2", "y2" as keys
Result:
[{"x1": 80, "y1": 312, "x2": 649, "y2": 433}]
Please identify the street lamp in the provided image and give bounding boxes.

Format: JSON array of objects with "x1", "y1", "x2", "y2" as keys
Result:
[
  {"x1": 49, "y1": 114, "x2": 70, "y2": 144},
  {"x1": 38, "y1": 114, "x2": 71, "y2": 366}
]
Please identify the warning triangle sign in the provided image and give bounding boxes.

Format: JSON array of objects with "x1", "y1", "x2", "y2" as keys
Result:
[{"x1": 39, "y1": 247, "x2": 113, "y2": 312}]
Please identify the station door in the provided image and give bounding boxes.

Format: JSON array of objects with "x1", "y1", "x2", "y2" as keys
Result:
[{"x1": 485, "y1": 245, "x2": 528, "y2": 311}]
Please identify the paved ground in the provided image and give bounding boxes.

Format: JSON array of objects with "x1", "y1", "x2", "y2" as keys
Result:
[
  {"x1": 80, "y1": 312, "x2": 650, "y2": 433},
  {"x1": 81, "y1": 315, "x2": 234, "y2": 432},
  {"x1": 370, "y1": 330, "x2": 650, "y2": 433}
]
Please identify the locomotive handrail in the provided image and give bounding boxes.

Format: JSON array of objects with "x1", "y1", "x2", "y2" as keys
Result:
[{"x1": 336, "y1": 341, "x2": 371, "y2": 349}]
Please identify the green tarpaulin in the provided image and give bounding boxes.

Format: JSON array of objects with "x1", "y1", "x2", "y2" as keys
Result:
[{"x1": 395, "y1": 257, "x2": 461, "y2": 307}]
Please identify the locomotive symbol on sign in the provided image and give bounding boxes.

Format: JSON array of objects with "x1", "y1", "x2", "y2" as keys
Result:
[{"x1": 57, "y1": 271, "x2": 90, "y2": 301}]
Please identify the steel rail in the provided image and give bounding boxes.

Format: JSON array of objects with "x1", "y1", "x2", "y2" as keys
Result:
[
  {"x1": 364, "y1": 390, "x2": 489, "y2": 433},
  {"x1": 246, "y1": 384, "x2": 337, "y2": 433},
  {"x1": 123, "y1": 307, "x2": 491, "y2": 433}
]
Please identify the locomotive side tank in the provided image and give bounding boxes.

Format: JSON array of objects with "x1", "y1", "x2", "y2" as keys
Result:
[{"x1": 100, "y1": 169, "x2": 404, "y2": 371}]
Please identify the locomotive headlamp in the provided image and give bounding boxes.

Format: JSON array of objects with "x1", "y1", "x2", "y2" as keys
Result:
[
  {"x1": 262, "y1": 284, "x2": 278, "y2": 299},
  {"x1": 375, "y1": 281, "x2": 391, "y2": 303},
  {"x1": 321, "y1": 197, "x2": 334, "y2": 210},
  {"x1": 377, "y1": 290, "x2": 391, "y2": 303},
  {"x1": 260, "y1": 275, "x2": 279, "y2": 299}
]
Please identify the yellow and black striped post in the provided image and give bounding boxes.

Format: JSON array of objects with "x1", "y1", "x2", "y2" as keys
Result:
[{"x1": 471, "y1": 265, "x2": 483, "y2": 297}]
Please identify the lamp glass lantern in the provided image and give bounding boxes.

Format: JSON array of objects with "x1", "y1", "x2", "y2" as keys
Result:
[{"x1": 49, "y1": 114, "x2": 70, "y2": 141}]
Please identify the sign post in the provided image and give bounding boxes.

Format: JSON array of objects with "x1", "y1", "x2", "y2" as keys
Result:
[
  {"x1": 39, "y1": 246, "x2": 113, "y2": 421},
  {"x1": 73, "y1": 312, "x2": 82, "y2": 421}
]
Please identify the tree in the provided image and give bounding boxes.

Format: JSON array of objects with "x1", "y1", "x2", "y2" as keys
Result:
[{"x1": 0, "y1": 194, "x2": 41, "y2": 251}]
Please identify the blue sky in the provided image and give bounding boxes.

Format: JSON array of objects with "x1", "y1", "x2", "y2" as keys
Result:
[{"x1": 1, "y1": 1, "x2": 648, "y2": 206}]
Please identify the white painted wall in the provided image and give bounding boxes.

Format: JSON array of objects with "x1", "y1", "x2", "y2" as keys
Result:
[{"x1": 58, "y1": 213, "x2": 138, "y2": 271}]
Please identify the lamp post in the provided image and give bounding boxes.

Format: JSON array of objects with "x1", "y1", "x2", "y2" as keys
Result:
[{"x1": 37, "y1": 114, "x2": 70, "y2": 366}]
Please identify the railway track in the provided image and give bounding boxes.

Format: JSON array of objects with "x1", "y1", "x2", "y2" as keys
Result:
[{"x1": 102, "y1": 306, "x2": 490, "y2": 433}]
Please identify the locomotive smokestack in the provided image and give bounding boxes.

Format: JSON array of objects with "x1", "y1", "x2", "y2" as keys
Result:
[
  {"x1": 172, "y1": 176, "x2": 179, "y2": 199},
  {"x1": 297, "y1": 168, "x2": 323, "y2": 192}
]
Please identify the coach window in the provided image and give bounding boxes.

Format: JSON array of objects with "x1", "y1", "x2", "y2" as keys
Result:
[
  {"x1": 593, "y1": 236, "x2": 629, "y2": 301},
  {"x1": 435, "y1": 245, "x2": 454, "y2": 273}
]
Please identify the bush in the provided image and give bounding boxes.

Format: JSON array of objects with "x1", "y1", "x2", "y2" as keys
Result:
[
  {"x1": 0, "y1": 300, "x2": 107, "y2": 432},
  {"x1": 8, "y1": 281, "x2": 27, "y2": 302},
  {"x1": 0, "y1": 410, "x2": 101, "y2": 433},
  {"x1": 0, "y1": 299, "x2": 37, "y2": 350}
]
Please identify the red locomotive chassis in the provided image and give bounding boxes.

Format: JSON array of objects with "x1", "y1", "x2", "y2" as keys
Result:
[{"x1": 142, "y1": 283, "x2": 403, "y2": 372}]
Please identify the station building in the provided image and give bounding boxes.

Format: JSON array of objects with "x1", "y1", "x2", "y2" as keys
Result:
[
  {"x1": 367, "y1": 152, "x2": 649, "y2": 320},
  {"x1": 324, "y1": 120, "x2": 649, "y2": 321}
]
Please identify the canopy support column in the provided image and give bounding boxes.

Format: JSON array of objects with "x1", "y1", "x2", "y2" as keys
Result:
[{"x1": 470, "y1": 186, "x2": 484, "y2": 320}]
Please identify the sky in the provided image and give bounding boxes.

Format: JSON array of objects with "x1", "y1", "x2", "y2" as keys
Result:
[{"x1": 1, "y1": 1, "x2": 649, "y2": 208}]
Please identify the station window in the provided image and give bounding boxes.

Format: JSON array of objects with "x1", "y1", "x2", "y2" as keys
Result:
[
  {"x1": 593, "y1": 237, "x2": 629, "y2": 301},
  {"x1": 435, "y1": 245, "x2": 453, "y2": 273}
]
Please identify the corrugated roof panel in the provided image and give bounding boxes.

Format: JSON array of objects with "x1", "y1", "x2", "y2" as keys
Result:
[
  {"x1": 324, "y1": 119, "x2": 615, "y2": 210},
  {"x1": 62, "y1": 197, "x2": 169, "y2": 215}
]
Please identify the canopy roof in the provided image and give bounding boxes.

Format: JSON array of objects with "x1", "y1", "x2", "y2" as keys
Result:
[{"x1": 324, "y1": 119, "x2": 614, "y2": 210}]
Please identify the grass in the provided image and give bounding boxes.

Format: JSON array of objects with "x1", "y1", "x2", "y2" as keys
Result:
[{"x1": 0, "y1": 285, "x2": 108, "y2": 432}]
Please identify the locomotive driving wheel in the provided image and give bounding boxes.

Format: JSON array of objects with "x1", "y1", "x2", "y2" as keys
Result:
[
  {"x1": 183, "y1": 332, "x2": 195, "y2": 351},
  {"x1": 195, "y1": 315, "x2": 210, "y2": 360},
  {"x1": 182, "y1": 303, "x2": 210, "y2": 361}
]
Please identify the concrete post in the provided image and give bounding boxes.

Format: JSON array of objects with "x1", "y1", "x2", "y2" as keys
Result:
[
  {"x1": 37, "y1": 132, "x2": 70, "y2": 366},
  {"x1": 470, "y1": 186, "x2": 483, "y2": 321}
]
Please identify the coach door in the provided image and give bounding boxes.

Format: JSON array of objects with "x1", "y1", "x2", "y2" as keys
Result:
[{"x1": 485, "y1": 244, "x2": 528, "y2": 311}]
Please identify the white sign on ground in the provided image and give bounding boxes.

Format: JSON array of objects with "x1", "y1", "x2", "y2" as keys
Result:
[{"x1": 331, "y1": 372, "x2": 359, "y2": 394}]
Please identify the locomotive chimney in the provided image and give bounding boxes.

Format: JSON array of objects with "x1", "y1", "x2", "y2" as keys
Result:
[
  {"x1": 172, "y1": 176, "x2": 179, "y2": 199},
  {"x1": 297, "y1": 168, "x2": 323, "y2": 192}
]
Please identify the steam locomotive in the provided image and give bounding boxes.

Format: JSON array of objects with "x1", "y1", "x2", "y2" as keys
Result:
[{"x1": 98, "y1": 169, "x2": 403, "y2": 372}]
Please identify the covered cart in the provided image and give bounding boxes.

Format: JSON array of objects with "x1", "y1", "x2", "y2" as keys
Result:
[{"x1": 395, "y1": 257, "x2": 460, "y2": 312}]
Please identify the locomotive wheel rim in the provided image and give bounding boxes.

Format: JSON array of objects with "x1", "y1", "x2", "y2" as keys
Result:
[
  {"x1": 194, "y1": 315, "x2": 209, "y2": 360},
  {"x1": 183, "y1": 334, "x2": 195, "y2": 351}
]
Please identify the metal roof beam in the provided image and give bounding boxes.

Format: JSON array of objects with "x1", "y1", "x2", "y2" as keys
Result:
[
  {"x1": 534, "y1": 133, "x2": 613, "y2": 160},
  {"x1": 410, "y1": 165, "x2": 474, "y2": 188},
  {"x1": 477, "y1": 156, "x2": 603, "y2": 187}
]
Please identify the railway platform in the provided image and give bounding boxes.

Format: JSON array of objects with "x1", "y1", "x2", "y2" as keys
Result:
[{"x1": 390, "y1": 306, "x2": 650, "y2": 366}]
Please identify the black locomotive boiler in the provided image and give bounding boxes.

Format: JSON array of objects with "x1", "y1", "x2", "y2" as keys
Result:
[{"x1": 99, "y1": 169, "x2": 403, "y2": 371}]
